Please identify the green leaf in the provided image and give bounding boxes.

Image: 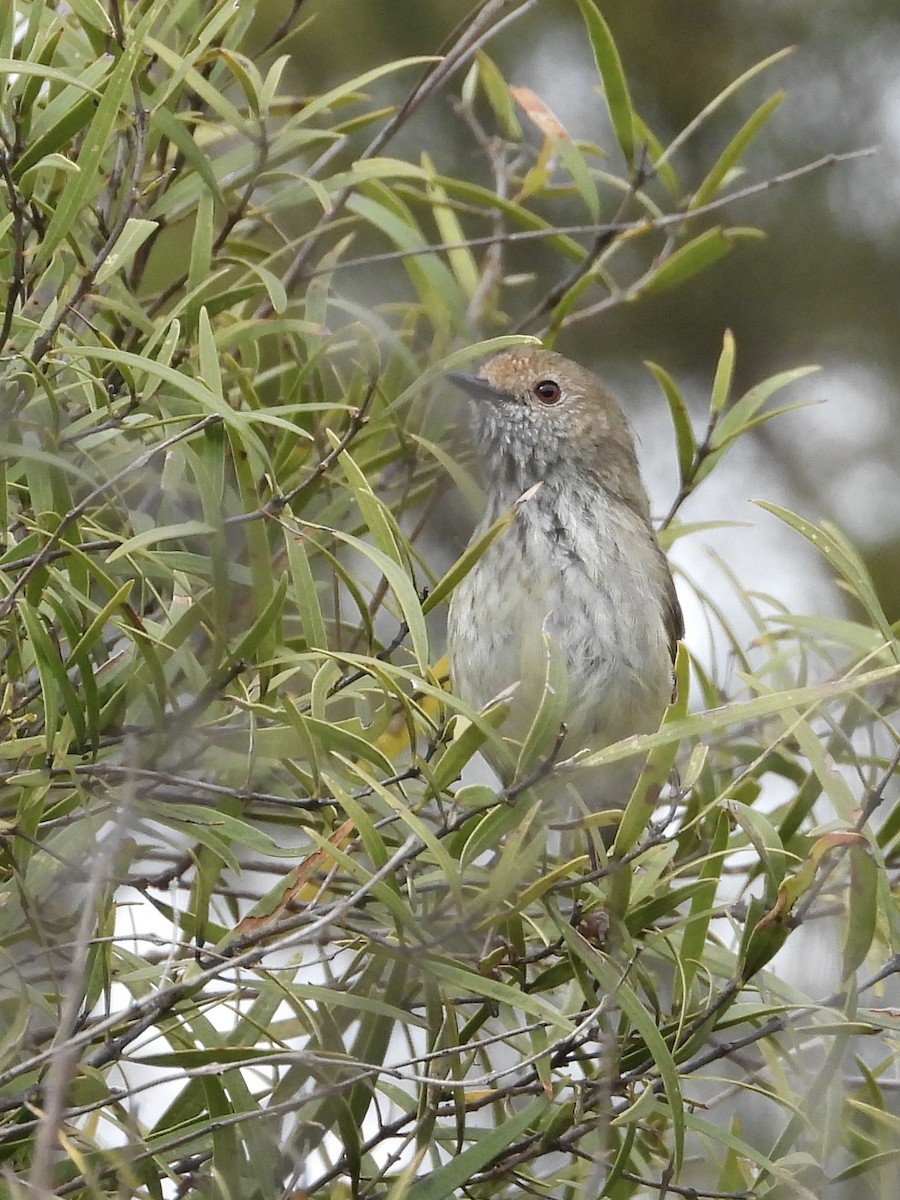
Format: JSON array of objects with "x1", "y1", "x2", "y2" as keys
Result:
[
  {"x1": 188, "y1": 193, "x2": 215, "y2": 299},
  {"x1": 755, "y1": 503, "x2": 898, "y2": 662},
  {"x1": 66, "y1": 0, "x2": 114, "y2": 36},
  {"x1": 422, "y1": 505, "x2": 517, "y2": 616},
  {"x1": 675, "y1": 810, "x2": 730, "y2": 1006},
  {"x1": 197, "y1": 307, "x2": 223, "y2": 400},
  {"x1": 35, "y1": 0, "x2": 166, "y2": 265},
  {"x1": 655, "y1": 47, "x2": 794, "y2": 172},
  {"x1": 709, "y1": 366, "x2": 819, "y2": 451},
  {"x1": 228, "y1": 258, "x2": 289, "y2": 316},
  {"x1": 63, "y1": 345, "x2": 251, "y2": 429},
  {"x1": 577, "y1": 662, "x2": 900, "y2": 770},
  {"x1": 558, "y1": 139, "x2": 601, "y2": 223},
  {"x1": 474, "y1": 51, "x2": 522, "y2": 139},
  {"x1": 12, "y1": 90, "x2": 99, "y2": 180},
  {"x1": 646, "y1": 361, "x2": 696, "y2": 486},
  {"x1": 427, "y1": 703, "x2": 509, "y2": 796},
  {"x1": 406, "y1": 1099, "x2": 548, "y2": 1200},
  {"x1": 348, "y1": 188, "x2": 467, "y2": 328},
  {"x1": 574, "y1": 0, "x2": 635, "y2": 167},
  {"x1": 307, "y1": 522, "x2": 429, "y2": 671},
  {"x1": 219, "y1": 48, "x2": 263, "y2": 117},
  {"x1": 153, "y1": 105, "x2": 223, "y2": 202},
  {"x1": 260, "y1": 54, "x2": 290, "y2": 113},
  {"x1": 335, "y1": 440, "x2": 404, "y2": 567},
  {"x1": 230, "y1": 573, "x2": 289, "y2": 667},
  {"x1": 684, "y1": 1111, "x2": 788, "y2": 1179},
  {"x1": 691, "y1": 92, "x2": 786, "y2": 210},
  {"x1": 422, "y1": 153, "x2": 481, "y2": 300},
  {"x1": 633, "y1": 111, "x2": 680, "y2": 197},
  {"x1": 20, "y1": 600, "x2": 84, "y2": 749},
  {"x1": 515, "y1": 628, "x2": 570, "y2": 778},
  {"x1": 710, "y1": 328, "x2": 736, "y2": 415},
  {"x1": 150, "y1": 804, "x2": 281, "y2": 858},
  {"x1": 842, "y1": 840, "x2": 879, "y2": 981},
  {"x1": 285, "y1": 533, "x2": 327, "y2": 650},
  {"x1": 642, "y1": 227, "x2": 763, "y2": 296},
  {"x1": 105, "y1": 521, "x2": 216, "y2": 563},
  {"x1": 738, "y1": 896, "x2": 789, "y2": 983},
  {"x1": 94, "y1": 218, "x2": 159, "y2": 285},
  {"x1": 726, "y1": 801, "x2": 788, "y2": 895},
  {"x1": 613, "y1": 642, "x2": 690, "y2": 855},
  {"x1": 0, "y1": 58, "x2": 103, "y2": 97},
  {"x1": 767, "y1": 699, "x2": 856, "y2": 819},
  {"x1": 294, "y1": 56, "x2": 437, "y2": 127},
  {"x1": 65, "y1": 579, "x2": 134, "y2": 666}
]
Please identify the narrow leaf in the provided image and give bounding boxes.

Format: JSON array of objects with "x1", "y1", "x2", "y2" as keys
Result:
[
  {"x1": 574, "y1": 0, "x2": 635, "y2": 167},
  {"x1": 710, "y1": 328, "x2": 736, "y2": 416},
  {"x1": 646, "y1": 361, "x2": 695, "y2": 486},
  {"x1": 756, "y1": 502, "x2": 898, "y2": 661},
  {"x1": 691, "y1": 92, "x2": 786, "y2": 210},
  {"x1": 94, "y1": 218, "x2": 159, "y2": 284},
  {"x1": 36, "y1": 1, "x2": 165, "y2": 264},
  {"x1": 613, "y1": 642, "x2": 690, "y2": 855},
  {"x1": 643, "y1": 227, "x2": 762, "y2": 296}
]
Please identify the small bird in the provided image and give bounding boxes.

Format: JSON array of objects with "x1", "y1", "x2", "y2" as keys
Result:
[{"x1": 446, "y1": 347, "x2": 683, "y2": 815}]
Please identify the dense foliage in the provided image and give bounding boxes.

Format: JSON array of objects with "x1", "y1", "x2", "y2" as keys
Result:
[{"x1": 0, "y1": 2, "x2": 898, "y2": 1197}]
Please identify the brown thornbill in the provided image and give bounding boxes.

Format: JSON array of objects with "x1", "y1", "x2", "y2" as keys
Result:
[{"x1": 447, "y1": 347, "x2": 683, "y2": 815}]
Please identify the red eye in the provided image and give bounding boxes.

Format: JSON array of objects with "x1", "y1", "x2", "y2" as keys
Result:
[{"x1": 533, "y1": 379, "x2": 561, "y2": 405}]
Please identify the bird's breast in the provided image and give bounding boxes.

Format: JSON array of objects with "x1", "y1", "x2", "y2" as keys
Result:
[{"x1": 447, "y1": 491, "x2": 672, "y2": 750}]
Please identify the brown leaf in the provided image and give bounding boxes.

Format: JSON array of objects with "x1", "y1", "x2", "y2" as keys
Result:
[
  {"x1": 235, "y1": 818, "x2": 355, "y2": 935},
  {"x1": 509, "y1": 85, "x2": 572, "y2": 142}
]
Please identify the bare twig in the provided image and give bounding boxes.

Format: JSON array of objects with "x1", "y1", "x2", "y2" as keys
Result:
[
  {"x1": 648, "y1": 954, "x2": 900, "y2": 1093},
  {"x1": 856, "y1": 741, "x2": 900, "y2": 828},
  {"x1": 502, "y1": 723, "x2": 569, "y2": 801},
  {"x1": 617, "y1": 1174, "x2": 751, "y2": 1200},
  {"x1": 294, "y1": 148, "x2": 876, "y2": 281}
]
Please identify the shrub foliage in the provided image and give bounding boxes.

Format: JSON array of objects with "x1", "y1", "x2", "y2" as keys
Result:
[{"x1": 0, "y1": 2, "x2": 898, "y2": 1197}]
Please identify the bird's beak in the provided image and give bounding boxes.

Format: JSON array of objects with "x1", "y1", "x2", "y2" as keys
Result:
[{"x1": 445, "y1": 371, "x2": 508, "y2": 404}]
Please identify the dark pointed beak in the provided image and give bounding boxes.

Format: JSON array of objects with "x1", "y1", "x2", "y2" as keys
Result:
[{"x1": 445, "y1": 371, "x2": 508, "y2": 404}]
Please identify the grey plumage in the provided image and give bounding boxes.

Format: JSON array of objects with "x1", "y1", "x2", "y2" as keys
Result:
[{"x1": 447, "y1": 347, "x2": 683, "y2": 814}]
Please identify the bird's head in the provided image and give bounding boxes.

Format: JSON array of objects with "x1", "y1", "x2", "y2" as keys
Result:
[{"x1": 448, "y1": 347, "x2": 642, "y2": 500}]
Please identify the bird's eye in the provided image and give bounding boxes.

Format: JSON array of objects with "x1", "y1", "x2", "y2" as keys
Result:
[{"x1": 533, "y1": 379, "x2": 562, "y2": 405}]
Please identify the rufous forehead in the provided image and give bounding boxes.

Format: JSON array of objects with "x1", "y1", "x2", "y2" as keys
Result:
[{"x1": 479, "y1": 349, "x2": 565, "y2": 391}]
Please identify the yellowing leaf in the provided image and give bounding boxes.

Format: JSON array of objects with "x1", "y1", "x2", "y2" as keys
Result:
[{"x1": 510, "y1": 85, "x2": 572, "y2": 142}]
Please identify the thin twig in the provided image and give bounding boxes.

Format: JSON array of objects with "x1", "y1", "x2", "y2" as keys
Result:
[
  {"x1": 501, "y1": 723, "x2": 568, "y2": 801},
  {"x1": 295, "y1": 148, "x2": 877, "y2": 281},
  {"x1": 651, "y1": 954, "x2": 900, "y2": 1092},
  {"x1": 60, "y1": 762, "x2": 327, "y2": 812},
  {"x1": 221, "y1": 379, "x2": 377, "y2": 528},
  {"x1": 617, "y1": 1173, "x2": 751, "y2": 1200},
  {"x1": 451, "y1": 98, "x2": 513, "y2": 334},
  {"x1": 516, "y1": 142, "x2": 652, "y2": 331}
]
